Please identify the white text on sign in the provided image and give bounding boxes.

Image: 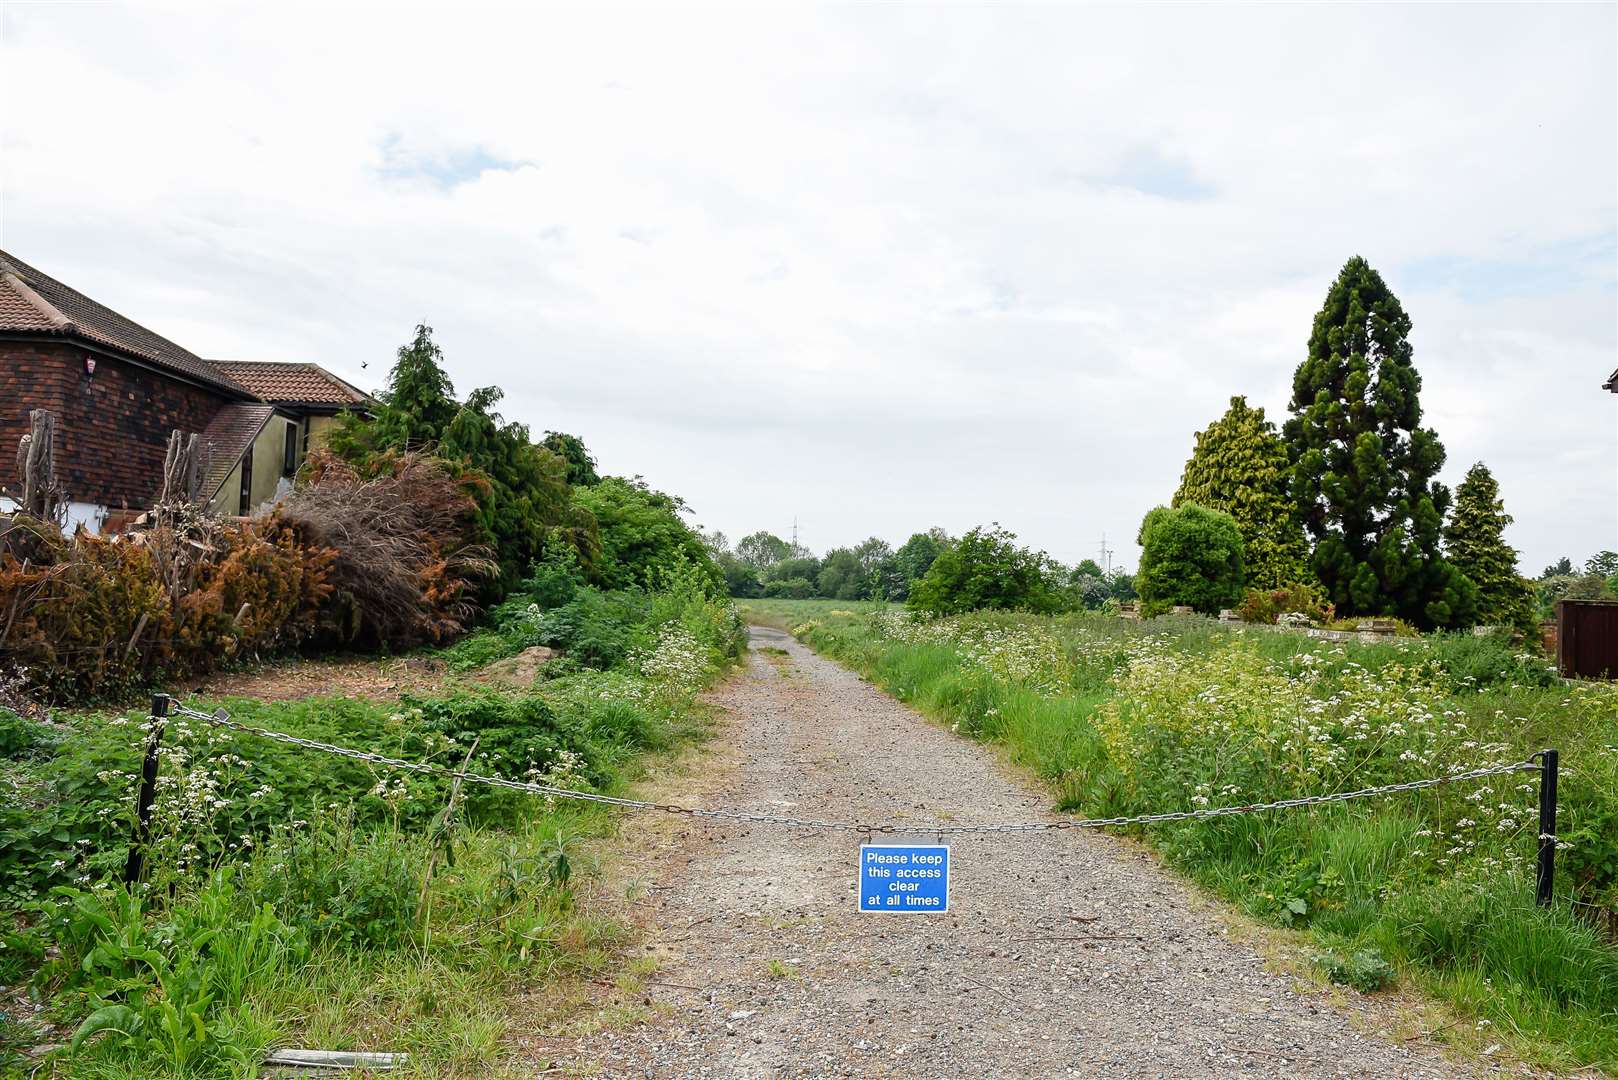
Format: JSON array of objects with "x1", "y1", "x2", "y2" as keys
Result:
[{"x1": 858, "y1": 844, "x2": 950, "y2": 913}]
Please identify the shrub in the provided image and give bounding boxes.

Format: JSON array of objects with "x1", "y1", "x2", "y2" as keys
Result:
[
  {"x1": 172, "y1": 516, "x2": 333, "y2": 668},
  {"x1": 763, "y1": 577, "x2": 816, "y2": 599},
  {"x1": 1237, "y1": 582, "x2": 1332, "y2": 625},
  {"x1": 1136, "y1": 504, "x2": 1245, "y2": 617},
  {"x1": 0, "y1": 516, "x2": 332, "y2": 701},
  {"x1": 572, "y1": 477, "x2": 722, "y2": 595},
  {"x1": 719, "y1": 557, "x2": 762, "y2": 598},
  {"x1": 650, "y1": 558, "x2": 748, "y2": 659},
  {"x1": 533, "y1": 589, "x2": 654, "y2": 669},
  {"x1": 1173, "y1": 396, "x2": 1309, "y2": 590},
  {"x1": 0, "y1": 449, "x2": 522, "y2": 699},
  {"x1": 518, "y1": 547, "x2": 587, "y2": 608},
  {"x1": 279, "y1": 451, "x2": 497, "y2": 648},
  {"x1": 908, "y1": 525, "x2": 1061, "y2": 616}
]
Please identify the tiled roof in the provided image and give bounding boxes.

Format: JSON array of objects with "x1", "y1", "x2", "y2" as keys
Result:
[
  {"x1": 209, "y1": 360, "x2": 372, "y2": 409},
  {"x1": 200, "y1": 403, "x2": 277, "y2": 499},
  {"x1": 0, "y1": 249, "x2": 247, "y2": 396}
]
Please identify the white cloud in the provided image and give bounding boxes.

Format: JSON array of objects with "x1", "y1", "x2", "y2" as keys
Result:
[{"x1": 2, "y1": 2, "x2": 1613, "y2": 572}]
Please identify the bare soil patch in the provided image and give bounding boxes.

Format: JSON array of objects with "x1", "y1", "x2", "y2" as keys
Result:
[
  {"x1": 476, "y1": 645, "x2": 557, "y2": 689},
  {"x1": 191, "y1": 654, "x2": 449, "y2": 701}
]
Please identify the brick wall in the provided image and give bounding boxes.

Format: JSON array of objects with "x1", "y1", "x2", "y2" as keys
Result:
[
  {"x1": 0, "y1": 340, "x2": 74, "y2": 503},
  {"x1": 0, "y1": 340, "x2": 231, "y2": 511}
]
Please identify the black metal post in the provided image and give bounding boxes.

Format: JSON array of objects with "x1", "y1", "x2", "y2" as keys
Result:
[
  {"x1": 1535, "y1": 748, "x2": 1558, "y2": 908},
  {"x1": 121, "y1": 694, "x2": 169, "y2": 886}
]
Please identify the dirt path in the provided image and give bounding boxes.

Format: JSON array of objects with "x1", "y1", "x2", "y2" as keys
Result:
[{"x1": 566, "y1": 627, "x2": 1486, "y2": 1078}]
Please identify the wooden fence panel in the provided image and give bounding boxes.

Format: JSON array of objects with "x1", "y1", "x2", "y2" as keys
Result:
[{"x1": 1556, "y1": 599, "x2": 1618, "y2": 680}]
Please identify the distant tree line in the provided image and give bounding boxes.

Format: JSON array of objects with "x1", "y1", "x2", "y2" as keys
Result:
[{"x1": 705, "y1": 525, "x2": 1137, "y2": 613}]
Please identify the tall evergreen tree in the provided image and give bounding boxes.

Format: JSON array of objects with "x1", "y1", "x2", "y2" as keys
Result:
[
  {"x1": 1283, "y1": 256, "x2": 1477, "y2": 628},
  {"x1": 1173, "y1": 396, "x2": 1310, "y2": 590},
  {"x1": 372, "y1": 323, "x2": 459, "y2": 450},
  {"x1": 1444, "y1": 462, "x2": 1533, "y2": 632}
]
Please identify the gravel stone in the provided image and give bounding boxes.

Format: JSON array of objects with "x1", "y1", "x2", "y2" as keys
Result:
[{"x1": 569, "y1": 627, "x2": 1493, "y2": 1078}]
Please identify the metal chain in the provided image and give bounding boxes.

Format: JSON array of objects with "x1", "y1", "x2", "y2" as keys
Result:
[{"x1": 166, "y1": 702, "x2": 1540, "y2": 837}]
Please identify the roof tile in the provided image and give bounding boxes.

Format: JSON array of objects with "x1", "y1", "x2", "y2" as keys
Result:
[
  {"x1": 200, "y1": 403, "x2": 277, "y2": 499},
  {"x1": 0, "y1": 249, "x2": 246, "y2": 395},
  {"x1": 209, "y1": 360, "x2": 372, "y2": 408}
]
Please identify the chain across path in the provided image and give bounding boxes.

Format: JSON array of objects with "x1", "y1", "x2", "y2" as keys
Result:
[{"x1": 164, "y1": 702, "x2": 1541, "y2": 836}]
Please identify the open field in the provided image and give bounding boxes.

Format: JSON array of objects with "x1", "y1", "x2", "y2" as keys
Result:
[{"x1": 740, "y1": 598, "x2": 1618, "y2": 1075}]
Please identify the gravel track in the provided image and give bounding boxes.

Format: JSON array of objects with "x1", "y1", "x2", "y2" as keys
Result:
[{"x1": 567, "y1": 627, "x2": 1488, "y2": 1078}]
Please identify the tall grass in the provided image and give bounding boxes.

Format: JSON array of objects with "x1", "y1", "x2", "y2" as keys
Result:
[{"x1": 750, "y1": 599, "x2": 1618, "y2": 1074}]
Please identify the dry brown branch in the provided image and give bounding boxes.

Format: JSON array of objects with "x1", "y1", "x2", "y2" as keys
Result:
[{"x1": 275, "y1": 451, "x2": 496, "y2": 647}]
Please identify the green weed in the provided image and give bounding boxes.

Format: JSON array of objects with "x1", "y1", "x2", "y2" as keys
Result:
[{"x1": 4, "y1": 576, "x2": 746, "y2": 1077}]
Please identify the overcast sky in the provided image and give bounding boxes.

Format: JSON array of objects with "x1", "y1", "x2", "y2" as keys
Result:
[{"x1": 2, "y1": 4, "x2": 1613, "y2": 573}]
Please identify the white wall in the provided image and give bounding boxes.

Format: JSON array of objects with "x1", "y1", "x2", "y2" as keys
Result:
[{"x1": 0, "y1": 496, "x2": 107, "y2": 534}]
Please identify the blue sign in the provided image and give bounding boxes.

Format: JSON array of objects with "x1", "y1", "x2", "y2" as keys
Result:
[{"x1": 859, "y1": 844, "x2": 950, "y2": 913}]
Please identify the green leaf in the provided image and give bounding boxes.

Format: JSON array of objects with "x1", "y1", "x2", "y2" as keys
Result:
[{"x1": 71, "y1": 1004, "x2": 142, "y2": 1050}]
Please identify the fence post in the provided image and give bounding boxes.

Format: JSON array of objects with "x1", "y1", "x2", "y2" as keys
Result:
[
  {"x1": 121, "y1": 694, "x2": 169, "y2": 886},
  {"x1": 1535, "y1": 748, "x2": 1558, "y2": 908}
]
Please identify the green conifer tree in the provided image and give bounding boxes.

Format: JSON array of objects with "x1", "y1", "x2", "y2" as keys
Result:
[
  {"x1": 1173, "y1": 396, "x2": 1310, "y2": 590},
  {"x1": 1283, "y1": 256, "x2": 1478, "y2": 628},
  {"x1": 541, "y1": 432, "x2": 601, "y2": 487},
  {"x1": 373, "y1": 323, "x2": 459, "y2": 450},
  {"x1": 1444, "y1": 463, "x2": 1534, "y2": 632}
]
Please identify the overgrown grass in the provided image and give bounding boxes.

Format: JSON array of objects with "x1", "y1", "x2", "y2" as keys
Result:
[
  {"x1": 747, "y1": 599, "x2": 1618, "y2": 1075},
  {"x1": 2, "y1": 572, "x2": 746, "y2": 1078},
  {"x1": 734, "y1": 598, "x2": 888, "y2": 632}
]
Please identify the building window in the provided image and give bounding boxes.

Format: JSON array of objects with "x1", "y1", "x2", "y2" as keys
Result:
[
  {"x1": 238, "y1": 448, "x2": 253, "y2": 516},
  {"x1": 282, "y1": 420, "x2": 299, "y2": 476}
]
